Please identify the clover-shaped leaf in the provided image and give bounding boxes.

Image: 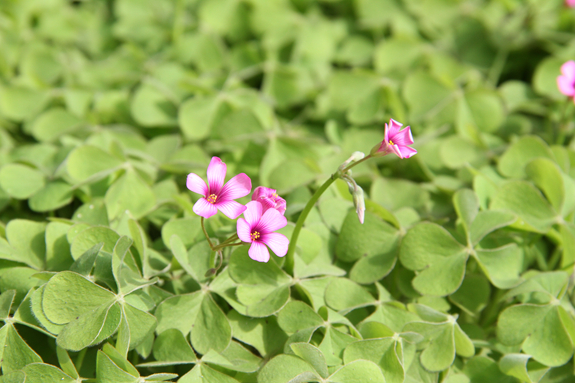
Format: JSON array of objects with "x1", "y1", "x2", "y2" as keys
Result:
[{"x1": 403, "y1": 304, "x2": 474, "y2": 372}]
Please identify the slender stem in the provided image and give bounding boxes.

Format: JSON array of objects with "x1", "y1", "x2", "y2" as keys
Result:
[
  {"x1": 201, "y1": 217, "x2": 214, "y2": 250},
  {"x1": 285, "y1": 173, "x2": 340, "y2": 275},
  {"x1": 343, "y1": 155, "x2": 372, "y2": 172}
]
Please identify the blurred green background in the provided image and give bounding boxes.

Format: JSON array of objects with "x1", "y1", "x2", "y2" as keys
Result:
[{"x1": 1, "y1": 0, "x2": 575, "y2": 382}]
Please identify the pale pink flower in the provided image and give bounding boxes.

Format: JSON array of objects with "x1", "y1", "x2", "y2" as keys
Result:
[
  {"x1": 566, "y1": 0, "x2": 575, "y2": 8},
  {"x1": 237, "y1": 201, "x2": 289, "y2": 262},
  {"x1": 557, "y1": 61, "x2": 575, "y2": 101},
  {"x1": 251, "y1": 186, "x2": 287, "y2": 215},
  {"x1": 371, "y1": 119, "x2": 417, "y2": 159},
  {"x1": 187, "y1": 157, "x2": 251, "y2": 219}
]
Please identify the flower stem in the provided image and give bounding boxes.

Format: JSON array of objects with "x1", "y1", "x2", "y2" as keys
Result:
[
  {"x1": 213, "y1": 242, "x2": 244, "y2": 251},
  {"x1": 343, "y1": 154, "x2": 371, "y2": 172},
  {"x1": 200, "y1": 217, "x2": 214, "y2": 250},
  {"x1": 285, "y1": 173, "x2": 339, "y2": 274}
]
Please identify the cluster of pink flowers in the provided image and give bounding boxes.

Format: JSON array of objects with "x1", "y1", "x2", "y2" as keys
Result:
[{"x1": 187, "y1": 157, "x2": 289, "y2": 263}]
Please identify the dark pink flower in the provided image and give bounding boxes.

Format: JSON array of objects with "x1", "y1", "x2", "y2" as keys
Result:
[
  {"x1": 251, "y1": 186, "x2": 287, "y2": 215},
  {"x1": 566, "y1": 0, "x2": 575, "y2": 8},
  {"x1": 557, "y1": 61, "x2": 575, "y2": 100},
  {"x1": 372, "y1": 119, "x2": 417, "y2": 159},
  {"x1": 237, "y1": 201, "x2": 289, "y2": 263},
  {"x1": 187, "y1": 157, "x2": 251, "y2": 219}
]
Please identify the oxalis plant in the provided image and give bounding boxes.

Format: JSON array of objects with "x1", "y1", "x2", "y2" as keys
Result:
[{"x1": 2, "y1": 0, "x2": 575, "y2": 382}]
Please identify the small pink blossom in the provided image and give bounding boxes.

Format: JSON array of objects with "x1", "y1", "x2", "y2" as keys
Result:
[
  {"x1": 557, "y1": 61, "x2": 575, "y2": 101},
  {"x1": 566, "y1": 0, "x2": 575, "y2": 8},
  {"x1": 187, "y1": 157, "x2": 251, "y2": 219},
  {"x1": 372, "y1": 119, "x2": 417, "y2": 159},
  {"x1": 237, "y1": 201, "x2": 289, "y2": 263},
  {"x1": 251, "y1": 186, "x2": 287, "y2": 215}
]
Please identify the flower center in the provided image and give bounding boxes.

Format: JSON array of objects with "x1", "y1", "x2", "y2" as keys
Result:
[
  {"x1": 207, "y1": 194, "x2": 218, "y2": 204},
  {"x1": 250, "y1": 231, "x2": 261, "y2": 241},
  {"x1": 389, "y1": 139, "x2": 394, "y2": 145}
]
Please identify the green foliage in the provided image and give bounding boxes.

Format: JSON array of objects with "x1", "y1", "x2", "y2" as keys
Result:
[{"x1": 0, "y1": 0, "x2": 575, "y2": 381}]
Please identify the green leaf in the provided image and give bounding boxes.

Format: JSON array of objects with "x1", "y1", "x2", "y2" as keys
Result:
[
  {"x1": 31, "y1": 108, "x2": 83, "y2": 142},
  {"x1": 56, "y1": 302, "x2": 122, "y2": 351},
  {"x1": 70, "y1": 226, "x2": 120, "y2": 260},
  {"x1": 171, "y1": 236, "x2": 211, "y2": 283},
  {"x1": 257, "y1": 354, "x2": 319, "y2": 383},
  {"x1": 228, "y1": 310, "x2": 287, "y2": 357},
  {"x1": 336, "y1": 210, "x2": 398, "y2": 263},
  {"x1": 318, "y1": 327, "x2": 359, "y2": 366},
  {"x1": 179, "y1": 364, "x2": 240, "y2": 383},
  {"x1": 525, "y1": 158, "x2": 565, "y2": 212},
  {"x1": 0, "y1": 290, "x2": 15, "y2": 320},
  {"x1": 130, "y1": 84, "x2": 177, "y2": 128},
  {"x1": 469, "y1": 210, "x2": 516, "y2": 245},
  {"x1": 497, "y1": 136, "x2": 554, "y2": 179},
  {"x1": 475, "y1": 244, "x2": 523, "y2": 289},
  {"x1": 190, "y1": 293, "x2": 232, "y2": 354},
  {"x1": 0, "y1": 164, "x2": 45, "y2": 200},
  {"x1": 327, "y1": 360, "x2": 386, "y2": 383},
  {"x1": 151, "y1": 329, "x2": 197, "y2": 365},
  {"x1": 56, "y1": 346, "x2": 80, "y2": 379},
  {"x1": 533, "y1": 57, "x2": 565, "y2": 100},
  {"x1": 399, "y1": 223, "x2": 467, "y2": 296},
  {"x1": 408, "y1": 322, "x2": 455, "y2": 372},
  {"x1": 453, "y1": 189, "x2": 479, "y2": 235},
  {"x1": 499, "y1": 354, "x2": 550, "y2": 383},
  {"x1": 29, "y1": 181, "x2": 74, "y2": 212},
  {"x1": 105, "y1": 169, "x2": 156, "y2": 220},
  {"x1": 20, "y1": 363, "x2": 76, "y2": 383},
  {"x1": 290, "y1": 343, "x2": 329, "y2": 379},
  {"x1": 0, "y1": 87, "x2": 49, "y2": 122},
  {"x1": 403, "y1": 71, "x2": 455, "y2": 123},
  {"x1": 6, "y1": 219, "x2": 47, "y2": 269},
  {"x1": 96, "y1": 350, "x2": 139, "y2": 383},
  {"x1": 325, "y1": 278, "x2": 376, "y2": 312},
  {"x1": 123, "y1": 303, "x2": 157, "y2": 350},
  {"x1": 42, "y1": 271, "x2": 115, "y2": 324},
  {"x1": 490, "y1": 181, "x2": 557, "y2": 233},
  {"x1": 66, "y1": 145, "x2": 123, "y2": 182},
  {"x1": 343, "y1": 338, "x2": 405, "y2": 383},
  {"x1": 178, "y1": 95, "x2": 221, "y2": 140},
  {"x1": 277, "y1": 301, "x2": 323, "y2": 334},
  {"x1": 463, "y1": 356, "x2": 519, "y2": 383},
  {"x1": 0, "y1": 324, "x2": 43, "y2": 373},
  {"x1": 0, "y1": 370, "x2": 25, "y2": 383},
  {"x1": 70, "y1": 243, "x2": 103, "y2": 276}
]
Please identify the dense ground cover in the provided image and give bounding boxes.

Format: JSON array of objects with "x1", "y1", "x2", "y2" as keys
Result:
[{"x1": 1, "y1": 0, "x2": 575, "y2": 381}]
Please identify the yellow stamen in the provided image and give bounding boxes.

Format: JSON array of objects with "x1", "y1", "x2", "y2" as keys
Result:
[
  {"x1": 389, "y1": 139, "x2": 394, "y2": 145},
  {"x1": 207, "y1": 194, "x2": 217, "y2": 204},
  {"x1": 250, "y1": 231, "x2": 261, "y2": 241}
]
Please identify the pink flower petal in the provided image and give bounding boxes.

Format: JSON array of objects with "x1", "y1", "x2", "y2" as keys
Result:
[
  {"x1": 186, "y1": 173, "x2": 208, "y2": 196},
  {"x1": 207, "y1": 157, "x2": 226, "y2": 194},
  {"x1": 219, "y1": 173, "x2": 252, "y2": 201},
  {"x1": 255, "y1": 196, "x2": 276, "y2": 213},
  {"x1": 261, "y1": 232, "x2": 289, "y2": 257},
  {"x1": 383, "y1": 123, "x2": 390, "y2": 144},
  {"x1": 193, "y1": 198, "x2": 218, "y2": 218},
  {"x1": 398, "y1": 146, "x2": 417, "y2": 158},
  {"x1": 257, "y1": 208, "x2": 287, "y2": 234},
  {"x1": 389, "y1": 126, "x2": 414, "y2": 146},
  {"x1": 237, "y1": 218, "x2": 252, "y2": 243},
  {"x1": 215, "y1": 200, "x2": 247, "y2": 219},
  {"x1": 388, "y1": 119, "x2": 403, "y2": 137},
  {"x1": 557, "y1": 75, "x2": 575, "y2": 96},
  {"x1": 561, "y1": 61, "x2": 575, "y2": 80},
  {"x1": 252, "y1": 186, "x2": 276, "y2": 200},
  {"x1": 248, "y1": 241, "x2": 270, "y2": 262},
  {"x1": 243, "y1": 201, "x2": 263, "y2": 226},
  {"x1": 390, "y1": 144, "x2": 403, "y2": 158}
]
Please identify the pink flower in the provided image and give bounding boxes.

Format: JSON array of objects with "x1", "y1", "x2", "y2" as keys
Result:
[
  {"x1": 187, "y1": 157, "x2": 252, "y2": 219},
  {"x1": 237, "y1": 201, "x2": 289, "y2": 262},
  {"x1": 566, "y1": 0, "x2": 575, "y2": 8},
  {"x1": 371, "y1": 119, "x2": 417, "y2": 159},
  {"x1": 251, "y1": 186, "x2": 287, "y2": 215},
  {"x1": 557, "y1": 61, "x2": 575, "y2": 100}
]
